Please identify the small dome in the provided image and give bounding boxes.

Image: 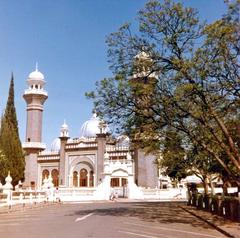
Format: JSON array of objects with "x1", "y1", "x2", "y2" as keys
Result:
[
  {"x1": 27, "y1": 64, "x2": 45, "y2": 87},
  {"x1": 80, "y1": 113, "x2": 101, "y2": 138},
  {"x1": 61, "y1": 121, "x2": 68, "y2": 130},
  {"x1": 60, "y1": 120, "x2": 69, "y2": 137},
  {"x1": 50, "y1": 138, "x2": 61, "y2": 152},
  {"x1": 5, "y1": 171, "x2": 12, "y2": 183},
  {"x1": 28, "y1": 70, "x2": 44, "y2": 80}
]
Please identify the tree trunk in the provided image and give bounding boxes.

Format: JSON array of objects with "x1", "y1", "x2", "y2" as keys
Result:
[
  {"x1": 209, "y1": 176, "x2": 215, "y2": 195},
  {"x1": 203, "y1": 176, "x2": 209, "y2": 194}
]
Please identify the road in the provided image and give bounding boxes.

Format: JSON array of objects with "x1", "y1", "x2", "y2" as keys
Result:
[{"x1": 0, "y1": 201, "x2": 227, "y2": 238}]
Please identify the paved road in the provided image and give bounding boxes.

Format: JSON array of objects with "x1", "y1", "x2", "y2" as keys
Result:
[{"x1": 0, "y1": 201, "x2": 228, "y2": 238}]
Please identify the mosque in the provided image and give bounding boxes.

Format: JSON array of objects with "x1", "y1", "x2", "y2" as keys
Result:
[{"x1": 22, "y1": 66, "x2": 172, "y2": 199}]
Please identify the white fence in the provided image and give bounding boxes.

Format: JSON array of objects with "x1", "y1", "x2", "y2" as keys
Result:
[{"x1": 0, "y1": 190, "x2": 47, "y2": 209}]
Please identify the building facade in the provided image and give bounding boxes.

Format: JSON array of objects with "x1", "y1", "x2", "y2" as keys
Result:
[{"x1": 22, "y1": 67, "x2": 166, "y2": 196}]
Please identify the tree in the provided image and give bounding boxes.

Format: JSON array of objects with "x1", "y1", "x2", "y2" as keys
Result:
[
  {"x1": 160, "y1": 127, "x2": 187, "y2": 182},
  {"x1": 0, "y1": 74, "x2": 25, "y2": 186},
  {"x1": 0, "y1": 149, "x2": 7, "y2": 184},
  {"x1": 87, "y1": 0, "x2": 240, "y2": 184}
]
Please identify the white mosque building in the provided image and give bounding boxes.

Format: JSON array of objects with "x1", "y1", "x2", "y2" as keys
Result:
[{"x1": 22, "y1": 66, "x2": 174, "y2": 200}]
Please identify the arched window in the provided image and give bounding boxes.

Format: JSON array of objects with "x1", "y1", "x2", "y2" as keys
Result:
[
  {"x1": 89, "y1": 171, "x2": 94, "y2": 187},
  {"x1": 42, "y1": 169, "x2": 49, "y2": 183},
  {"x1": 80, "y1": 169, "x2": 88, "y2": 187},
  {"x1": 73, "y1": 171, "x2": 78, "y2": 187},
  {"x1": 51, "y1": 169, "x2": 59, "y2": 187}
]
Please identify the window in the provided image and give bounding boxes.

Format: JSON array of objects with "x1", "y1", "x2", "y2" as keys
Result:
[
  {"x1": 122, "y1": 178, "x2": 127, "y2": 186},
  {"x1": 51, "y1": 169, "x2": 59, "y2": 187},
  {"x1": 111, "y1": 178, "x2": 119, "y2": 187},
  {"x1": 42, "y1": 169, "x2": 49, "y2": 184},
  {"x1": 73, "y1": 171, "x2": 78, "y2": 187},
  {"x1": 89, "y1": 171, "x2": 94, "y2": 187},
  {"x1": 80, "y1": 169, "x2": 88, "y2": 187}
]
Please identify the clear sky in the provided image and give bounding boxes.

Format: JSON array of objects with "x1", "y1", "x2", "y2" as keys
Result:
[{"x1": 0, "y1": 0, "x2": 227, "y2": 148}]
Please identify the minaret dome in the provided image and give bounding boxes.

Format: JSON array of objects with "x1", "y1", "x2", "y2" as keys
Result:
[
  {"x1": 60, "y1": 120, "x2": 69, "y2": 137},
  {"x1": 27, "y1": 63, "x2": 46, "y2": 90}
]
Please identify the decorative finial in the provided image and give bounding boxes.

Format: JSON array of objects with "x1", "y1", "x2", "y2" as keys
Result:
[{"x1": 35, "y1": 62, "x2": 38, "y2": 72}]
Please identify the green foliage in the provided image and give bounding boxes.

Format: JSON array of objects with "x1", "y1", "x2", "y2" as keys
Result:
[
  {"x1": 0, "y1": 149, "x2": 7, "y2": 183},
  {"x1": 0, "y1": 75, "x2": 25, "y2": 186},
  {"x1": 87, "y1": 0, "x2": 240, "y2": 183},
  {"x1": 160, "y1": 127, "x2": 187, "y2": 181}
]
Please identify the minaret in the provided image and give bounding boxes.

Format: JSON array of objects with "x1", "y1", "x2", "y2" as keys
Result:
[
  {"x1": 96, "y1": 119, "x2": 107, "y2": 184},
  {"x1": 59, "y1": 120, "x2": 69, "y2": 187},
  {"x1": 22, "y1": 64, "x2": 48, "y2": 188}
]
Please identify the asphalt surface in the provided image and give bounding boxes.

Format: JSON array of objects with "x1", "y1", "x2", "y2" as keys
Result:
[{"x1": 0, "y1": 201, "x2": 237, "y2": 238}]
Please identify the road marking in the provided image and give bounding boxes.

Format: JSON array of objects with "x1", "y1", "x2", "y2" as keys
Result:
[
  {"x1": 75, "y1": 212, "x2": 94, "y2": 222},
  {"x1": 119, "y1": 229, "x2": 176, "y2": 238},
  {"x1": 124, "y1": 222, "x2": 224, "y2": 238},
  {"x1": 118, "y1": 230, "x2": 158, "y2": 238}
]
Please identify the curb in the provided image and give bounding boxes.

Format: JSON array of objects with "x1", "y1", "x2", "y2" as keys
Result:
[{"x1": 180, "y1": 206, "x2": 236, "y2": 238}]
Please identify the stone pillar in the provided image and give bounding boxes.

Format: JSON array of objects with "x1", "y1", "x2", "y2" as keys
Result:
[
  {"x1": 87, "y1": 175, "x2": 90, "y2": 187},
  {"x1": 59, "y1": 136, "x2": 69, "y2": 186},
  {"x1": 77, "y1": 175, "x2": 80, "y2": 187},
  {"x1": 93, "y1": 175, "x2": 95, "y2": 187},
  {"x1": 68, "y1": 175, "x2": 72, "y2": 187},
  {"x1": 24, "y1": 152, "x2": 39, "y2": 188},
  {"x1": 96, "y1": 133, "x2": 107, "y2": 184}
]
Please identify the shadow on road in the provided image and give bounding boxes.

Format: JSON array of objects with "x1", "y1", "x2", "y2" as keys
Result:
[{"x1": 66, "y1": 202, "x2": 225, "y2": 229}]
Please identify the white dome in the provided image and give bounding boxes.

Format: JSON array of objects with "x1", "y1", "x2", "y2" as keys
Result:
[
  {"x1": 61, "y1": 121, "x2": 68, "y2": 130},
  {"x1": 50, "y1": 138, "x2": 61, "y2": 152},
  {"x1": 80, "y1": 113, "x2": 101, "y2": 138},
  {"x1": 28, "y1": 70, "x2": 44, "y2": 80}
]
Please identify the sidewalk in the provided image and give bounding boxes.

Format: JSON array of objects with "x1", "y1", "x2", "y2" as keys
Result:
[{"x1": 181, "y1": 205, "x2": 240, "y2": 238}]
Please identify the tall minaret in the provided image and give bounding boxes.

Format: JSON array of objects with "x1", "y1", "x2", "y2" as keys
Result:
[
  {"x1": 22, "y1": 64, "x2": 48, "y2": 188},
  {"x1": 59, "y1": 120, "x2": 69, "y2": 187}
]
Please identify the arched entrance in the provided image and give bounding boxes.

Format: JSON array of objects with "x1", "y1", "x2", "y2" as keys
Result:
[
  {"x1": 70, "y1": 161, "x2": 94, "y2": 187},
  {"x1": 80, "y1": 169, "x2": 88, "y2": 187},
  {"x1": 111, "y1": 169, "x2": 128, "y2": 198}
]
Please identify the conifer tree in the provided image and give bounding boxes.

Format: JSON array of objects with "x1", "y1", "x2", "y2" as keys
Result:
[
  {"x1": 0, "y1": 74, "x2": 25, "y2": 186},
  {"x1": 0, "y1": 148, "x2": 7, "y2": 184}
]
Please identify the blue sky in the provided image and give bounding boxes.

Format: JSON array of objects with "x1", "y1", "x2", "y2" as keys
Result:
[{"x1": 0, "y1": 0, "x2": 227, "y2": 148}]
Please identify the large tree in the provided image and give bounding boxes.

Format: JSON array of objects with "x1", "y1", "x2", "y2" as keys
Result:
[
  {"x1": 0, "y1": 75, "x2": 25, "y2": 186},
  {"x1": 87, "y1": 0, "x2": 240, "y2": 183},
  {"x1": 160, "y1": 127, "x2": 187, "y2": 181}
]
